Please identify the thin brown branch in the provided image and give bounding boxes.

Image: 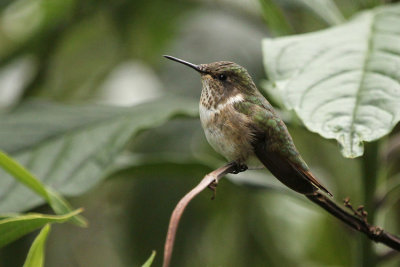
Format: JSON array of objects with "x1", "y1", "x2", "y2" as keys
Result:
[
  {"x1": 162, "y1": 163, "x2": 236, "y2": 267},
  {"x1": 306, "y1": 193, "x2": 400, "y2": 251},
  {"x1": 163, "y1": 167, "x2": 400, "y2": 267}
]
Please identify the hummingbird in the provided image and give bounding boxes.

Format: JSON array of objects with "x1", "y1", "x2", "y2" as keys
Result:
[{"x1": 164, "y1": 55, "x2": 332, "y2": 196}]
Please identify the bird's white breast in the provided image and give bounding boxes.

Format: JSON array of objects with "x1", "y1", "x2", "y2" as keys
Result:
[
  {"x1": 199, "y1": 91, "x2": 264, "y2": 169},
  {"x1": 199, "y1": 93, "x2": 244, "y2": 160},
  {"x1": 199, "y1": 93, "x2": 245, "y2": 124}
]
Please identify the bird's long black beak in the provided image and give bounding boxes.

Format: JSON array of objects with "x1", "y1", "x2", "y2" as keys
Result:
[{"x1": 163, "y1": 55, "x2": 205, "y2": 73}]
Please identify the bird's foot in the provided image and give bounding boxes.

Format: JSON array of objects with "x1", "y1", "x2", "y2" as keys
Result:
[
  {"x1": 208, "y1": 162, "x2": 248, "y2": 199},
  {"x1": 229, "y1": 162, "x2": 248, "y2": 174},
  {"x1": 208, "y1": 179, "x2": 218, "y2": 200}
]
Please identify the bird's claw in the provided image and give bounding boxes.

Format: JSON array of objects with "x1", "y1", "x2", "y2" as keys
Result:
[
  {"x1": 230, "y1": 162, "x2": 248, "y2": 174},
  {"x1": 208, "y1": 179, "x2": 218, "y2": 200},
  {"x1": 208, "y1": 162, "x2": 248, "y2": 199},
  {"x1": 239, "y1": 164, "x2": 248, "y2": 172}
]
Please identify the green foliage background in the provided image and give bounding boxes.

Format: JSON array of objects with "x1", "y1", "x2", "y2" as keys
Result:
[{"x1": 0, "y1": 0, "x2": 399, "y2": 266}]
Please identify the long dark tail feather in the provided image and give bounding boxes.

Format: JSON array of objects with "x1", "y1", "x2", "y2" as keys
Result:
[
  {"x1": 254, "y1": 144, "x2": 332, "y2": 196},
  {"x1": 291, "y1": 162, "x2": 333, "y2": 197}
]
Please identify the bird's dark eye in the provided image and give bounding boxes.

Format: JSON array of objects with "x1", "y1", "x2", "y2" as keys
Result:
[{"x1": 218, "y1": 74, "x2": 227, "y2": 81}]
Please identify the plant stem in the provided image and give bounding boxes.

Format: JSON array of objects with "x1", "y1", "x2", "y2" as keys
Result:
[{"x1": 360, "y1": 141, "x2": 380, "y2": 267}]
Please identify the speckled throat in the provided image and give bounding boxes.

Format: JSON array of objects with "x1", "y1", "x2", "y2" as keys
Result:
[{"x1": 200, "y1": 74, "x2": 241, "y2": 110}]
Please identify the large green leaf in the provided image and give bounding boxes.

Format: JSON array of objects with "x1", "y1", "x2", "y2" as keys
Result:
[
  {"x1": 0, "y1": 97, "x2": 197, "y2": 212},
  {"x1": 0, "y1": 210, "x2": 80, "y2": 248},
  {"x1": 23, "y1": 224, "x2": 51, "y2": 267},
  {"x1": 263, "y1": 3, "x2": 400, "y2": 158}
]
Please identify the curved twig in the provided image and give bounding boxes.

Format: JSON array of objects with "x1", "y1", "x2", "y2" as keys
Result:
[{"x1": 162, "y1": 163, "x2": 236, "y2": 267}]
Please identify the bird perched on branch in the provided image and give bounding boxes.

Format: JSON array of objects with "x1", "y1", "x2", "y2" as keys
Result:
[{"x1": 164, "y1": 55, "x2": 332, "y2": 197}]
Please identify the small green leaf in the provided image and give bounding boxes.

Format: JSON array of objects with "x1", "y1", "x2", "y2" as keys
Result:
[
  {"x1": 263, "y1": 3, "x2": 400, "y2": 158},
  {"x1": 141, "y1": 251, "x2": 156, "y2": 267},
  {"x1": 0, "y1": 151, "x2": 48, "y2": 201},
  {"x1": 23, "y1": 224, "x2": 51, "y2": 267},
  {"x1": 0, "y1": 150, "x2": 87, "y2": 226},
  {"x1": 46, "y1": 188, "x2": 87, "y2": 227},
  {"x1": 0, "y1": 209, "x2": 81, "y2": 248}
]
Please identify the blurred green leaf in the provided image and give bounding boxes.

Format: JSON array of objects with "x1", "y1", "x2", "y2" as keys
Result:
[
  {"x1": 0, "y1": 97, "x2": 197, "y2": 213},
  {"x1": 0, "y1": 150, "x2": 86, "y2": 226},
  {"x1": 39, "y1": 11, "x2": 121, "y2": 100},
  {"x1": 22, "y1": 224, "x2": 51, "y2": 267},
  {"x1": 258, "y1": 0, "x2": 293, "y2": 36},
  {"x1": 376, "y1": 173, "x2": 400, "y2": 209},
  {"x1": 0, "y1": 0, "x2": 76, "y2": 63},
  {"x1": 141, "y1": 250, "x2": 156, "y2": 267},
  {"x1": 263, "y1": 3, "x2": 400, "y2": 158},
  {"x1": 355, "y1": 0, "x2": 383, "y2": 10},
  {"x1": 290, "y1": 0, "x2": 346, "y2": 25},
  {"x1": 0, "y1": 209, "x2": 80, "y2": 249}
]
